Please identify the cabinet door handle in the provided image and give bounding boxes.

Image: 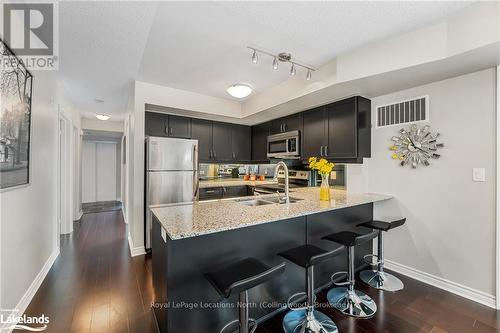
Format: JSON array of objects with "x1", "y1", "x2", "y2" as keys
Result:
[
  {"x1": 205, "y1": 190, "x2": 215, "y2": 194},
  {"x1": 232, "y1": 152, "x2": 235, "y2": 159},
  {"x1": 325, "y1": 146, "x2": 328, "y2": 156},
  {"x1": 213, "y1": 150, "x2": 216, "y2": 158},
  {"x1": 283, "y1": 123, "x2": 286, "y2": 132},
  {"x1": 209, "y1": 150, "x2": 212, "y2": 159},
  {"x1": 169, "y1": 127, "x2": 173, "y2": 135}
]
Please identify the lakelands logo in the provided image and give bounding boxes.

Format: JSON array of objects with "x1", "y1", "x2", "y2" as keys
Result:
[
  {"x1": 0, "y1": 310, "x2": 49, "y2": 331},
  {"x1": 1, "y1": 1, "x2": 59, "y2": 70}
]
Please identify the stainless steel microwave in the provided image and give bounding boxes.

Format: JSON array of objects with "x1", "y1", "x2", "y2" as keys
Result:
[{"x1": 267, "y1": 130, "x2": 300, "y2": 158}]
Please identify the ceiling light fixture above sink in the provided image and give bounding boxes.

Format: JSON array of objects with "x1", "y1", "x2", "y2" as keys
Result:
[
  {"x1": 248, "y1": 46, "x2": 315, "y2": 80},
  {"x1": 226, "y1": 84, "x2": 253, "y2": 99}
]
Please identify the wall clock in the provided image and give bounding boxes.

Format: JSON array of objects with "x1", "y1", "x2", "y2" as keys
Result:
[{"x1": 390, "y1": 124, "x2": 444, "y2": 168}]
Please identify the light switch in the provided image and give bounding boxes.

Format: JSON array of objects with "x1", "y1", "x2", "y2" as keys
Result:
[
  {"x1": 161, "y1": 227, "x2": 167, "y2": 242},
  {"x1": 473, "y1": 168, "x2": 486, "y2": 182}
]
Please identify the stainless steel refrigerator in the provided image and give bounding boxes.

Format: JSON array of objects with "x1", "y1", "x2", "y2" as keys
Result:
[{"x1": 145, "y1": 136, "x2": 198, "y2": 249}]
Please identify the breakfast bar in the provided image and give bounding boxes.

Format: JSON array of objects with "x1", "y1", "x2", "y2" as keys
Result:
[{"x1": 151, "y1": 189, "x2": 391, "y2": 333}]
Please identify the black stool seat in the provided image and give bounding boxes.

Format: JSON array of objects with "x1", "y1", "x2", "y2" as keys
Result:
[
  {"x1": 358, "y1": 218, "x2": 406, "y2": 231},
  {"x1": 278, "y1": 244, "x2": 344, "y2": 268},
  {"x1": 322, "y1": 230, "x2": 379, "y2": 247},
  {"x1": 205, "y1": 257, "x2": 285, "y2": 298}
]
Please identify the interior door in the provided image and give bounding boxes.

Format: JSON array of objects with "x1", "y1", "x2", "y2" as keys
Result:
[
  {"x1": 82, "y1": 141, "x2": 96, "y2": 203},
  {"x1": 96, "y1": 142, "x2": 117, "y2": 201}
]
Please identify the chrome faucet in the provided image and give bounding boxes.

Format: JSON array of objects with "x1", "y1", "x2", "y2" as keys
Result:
[{"x1": 274, "y1": 161, "x2": 290, "y2": 204}]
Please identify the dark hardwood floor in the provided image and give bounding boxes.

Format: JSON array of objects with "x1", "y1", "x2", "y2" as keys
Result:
[{"x1": 20, "y1": 209, "x2": 500, "y2": 333}]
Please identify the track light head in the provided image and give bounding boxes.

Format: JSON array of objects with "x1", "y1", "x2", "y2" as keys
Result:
[
  {"x1": 273, "y1": 57, "x2": 279, "y2": 70},
  {"x1": 306, "y1": 69, "x2": 312, "y2": 80},
  {"x1": 251, "y1": 50, "x2": 258, "y2": 64}
]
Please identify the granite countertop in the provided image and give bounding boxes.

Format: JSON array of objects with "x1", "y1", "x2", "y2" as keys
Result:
[
  {"x1": 151, "y1": 188, "x2": 392, "y2": 240},
  {"x1": 199, "y1": 178, "x2": 277, "y2": 188}
]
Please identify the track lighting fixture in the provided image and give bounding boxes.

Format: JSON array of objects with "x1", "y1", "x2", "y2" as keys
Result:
[
  {"x1": 251, "y1": 50, "x2": 258, "y2": 64},
  {"x1": 248, "y1": 46, "x2": 315, "y2": 80},
  {"x1": 273, "y1": 57, "x2": 279, "y2": 70}
]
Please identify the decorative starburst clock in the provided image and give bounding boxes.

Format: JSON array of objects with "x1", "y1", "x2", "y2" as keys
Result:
[{"x1": 390, "y1": 124, "x2": 444, "y2": 168}]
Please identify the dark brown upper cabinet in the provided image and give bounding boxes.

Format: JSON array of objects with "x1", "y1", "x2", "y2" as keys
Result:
[
  {"x1": 326, "y1": 96, "x2": 371, "y2": 160},
  {"x1": 211, "y1": 122, "x2": 233, "y2": 161},
  {"x1": 191, "y1": 119, "x2": 212, "y2": 161},
  {"x1": 168, "y1": 115, "x2": 191, "y2": 138},
  {"x1": 145, "y1": 112, "x2": 168, "y2": 137},
  {"x1": 270, "y1": 113, "x2": 303, "y2": 134},
  {"x1": 302, "y1": 106, "x2": 327, "y2": 158},
  {"x1": 145, "y1": 112, "x2": 191, "y2": 138},
  {"x1": 231, "y1": 124, "x2": 251, "y2": 161},
  {"x1": 251, "y1": 122, "x2": 270, "y2": 162}
]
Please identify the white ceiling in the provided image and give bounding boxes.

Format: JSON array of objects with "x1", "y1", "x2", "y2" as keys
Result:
[{"x1": 57, "y1": 1, "x2": 474, "y2": 120}]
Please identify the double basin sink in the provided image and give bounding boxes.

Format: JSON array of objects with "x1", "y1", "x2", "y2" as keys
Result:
[{"x1": 237, "y1": 196, "x2": 303, "y2": 207}]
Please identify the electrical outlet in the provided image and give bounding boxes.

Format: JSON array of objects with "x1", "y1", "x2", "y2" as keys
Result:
[{"x1": 472, "y1": 168, "x2": 485, "y2": 182}]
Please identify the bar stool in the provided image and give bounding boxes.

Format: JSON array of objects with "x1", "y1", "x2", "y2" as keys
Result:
[
  {"x1": 278, "y1": 244, "x2": 344, "y2": 333},
  {"x1": 358, "y1": 218, "x2": 406, "y2": 292},
  {"x1": 205, "y1": 257, "x2": 286, "y2": 333},
  {"x1": 322, "y1": 230, "x2": 379, "y2": 318}
]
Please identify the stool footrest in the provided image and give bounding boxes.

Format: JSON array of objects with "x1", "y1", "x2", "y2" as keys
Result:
[
  {"x1": 363, "y1": 254, "x2": 381, "y2": 266},
  {"x1": 287, "y1": 292, "x2": 313, "y2": 311},
  {"x1": 331, "y1": 271, "x2": 350, "y2": 286},
  {"x1": 219, "y1": 318, "x2": 257, "y2": 333}
]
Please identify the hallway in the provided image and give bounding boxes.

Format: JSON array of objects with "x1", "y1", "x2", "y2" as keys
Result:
[{"x1": 20, "y1": 210, "x2": 156, "y2": 332}]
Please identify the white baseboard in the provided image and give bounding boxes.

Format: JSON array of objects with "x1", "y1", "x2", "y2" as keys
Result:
[
  {"x1": 128, "y1": 232, "x2": 146, "y2": 257},
  {"x1": 385, "y1": 259, "x2": 496, "y2": 309},
  {"x1": 0, "y1": 248, "x2": 60, "y2": 332}
]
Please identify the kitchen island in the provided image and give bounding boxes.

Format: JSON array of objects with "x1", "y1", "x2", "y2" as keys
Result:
[{"x1": 151, "y1": 188, "x2": 391, "y2": 333}]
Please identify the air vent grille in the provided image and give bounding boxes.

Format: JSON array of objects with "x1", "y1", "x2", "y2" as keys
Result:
[{"x1": 376, "y1": 96, "x2": 429, "y2": 128}]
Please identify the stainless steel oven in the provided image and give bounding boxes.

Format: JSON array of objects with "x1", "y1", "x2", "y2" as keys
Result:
[{"x1": 267, "y1": 130, "x2": 300, "y2": 158}]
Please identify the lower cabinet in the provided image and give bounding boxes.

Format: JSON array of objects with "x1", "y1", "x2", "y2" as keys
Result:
[{"x1": 199, "y1": 186, "x2": 252, "y2": 201}]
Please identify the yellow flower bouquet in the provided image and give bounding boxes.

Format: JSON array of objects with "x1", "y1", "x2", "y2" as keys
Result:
[{"x1": 308, "y1": 157, "x2": 334, "y2": 201}]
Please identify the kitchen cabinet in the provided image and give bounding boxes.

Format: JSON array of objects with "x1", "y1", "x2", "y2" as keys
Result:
[
  {"x1": 198, "y1": 187, "x2": 223, "y2": 201},
  {"x1": 231, "y1": 125, "x2": 251, "y2": 161},
  {"x1": 251, "y1": 122, "x2": 270, "y2": 161},
  {"x1": 145, "y1": 112, "x2": 168, "y2": 137},
  {"x1": 270, "y1": 113, "x2": 303, "y2": 134},
  {"x1": 223, "y1": 185, "x2": 252, "y2": 198},
  {"x1": 302, "y1": 106, "x2": 327, "y2": 158},
  {"x1": 212, "y1": 122, "x2": 233, "y2": 161},
  {"x1": 191, "y1": 119, "x2": 212, "y2": 161},
  {"x1": 145, "y1": 112, "x2": 191, "y2": 138},
  {"x1": 168, "y1": 115, "x2": 191, "y2": 138},
  {"x1": 326, "y1": 96, "x2": 371, "y2": 160},
  {"x1": 301, "y1": 97, "x2": 371, "y2": 161}
]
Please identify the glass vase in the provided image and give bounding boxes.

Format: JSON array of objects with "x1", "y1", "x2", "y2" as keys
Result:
[{"x1": 319, "y1": 173, "x2": 330, "y2": 201}]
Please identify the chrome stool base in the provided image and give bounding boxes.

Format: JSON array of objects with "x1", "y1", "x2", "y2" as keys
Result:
[
  {"x1": 327, "y1": 287, "x2": 377, "y2": 318},
  {"x1": 283, "y1": 309, "x2": 339, "y2": 333},
  {"x1": 360, "y1": 270, "x2": 404, "y2": 292}
]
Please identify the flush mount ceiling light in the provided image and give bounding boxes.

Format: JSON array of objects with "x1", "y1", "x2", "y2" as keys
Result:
[
  {"x1": 96, "y1": 114, "x2": 110, "y2": 121},
  {"x1": 226, "y1": 84, "x2": 253, "y2": 98},
  {"x1": 248, "y1": 46, "x2": 316, "y2": 80}
]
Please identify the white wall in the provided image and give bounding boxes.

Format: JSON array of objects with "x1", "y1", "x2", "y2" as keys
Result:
[
  {"x1": 0, "y1": 70, "x2": 81, "y2": 316},
  {"x1": 366, "y1": 68, "x2": 497, "y2": 304}
]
